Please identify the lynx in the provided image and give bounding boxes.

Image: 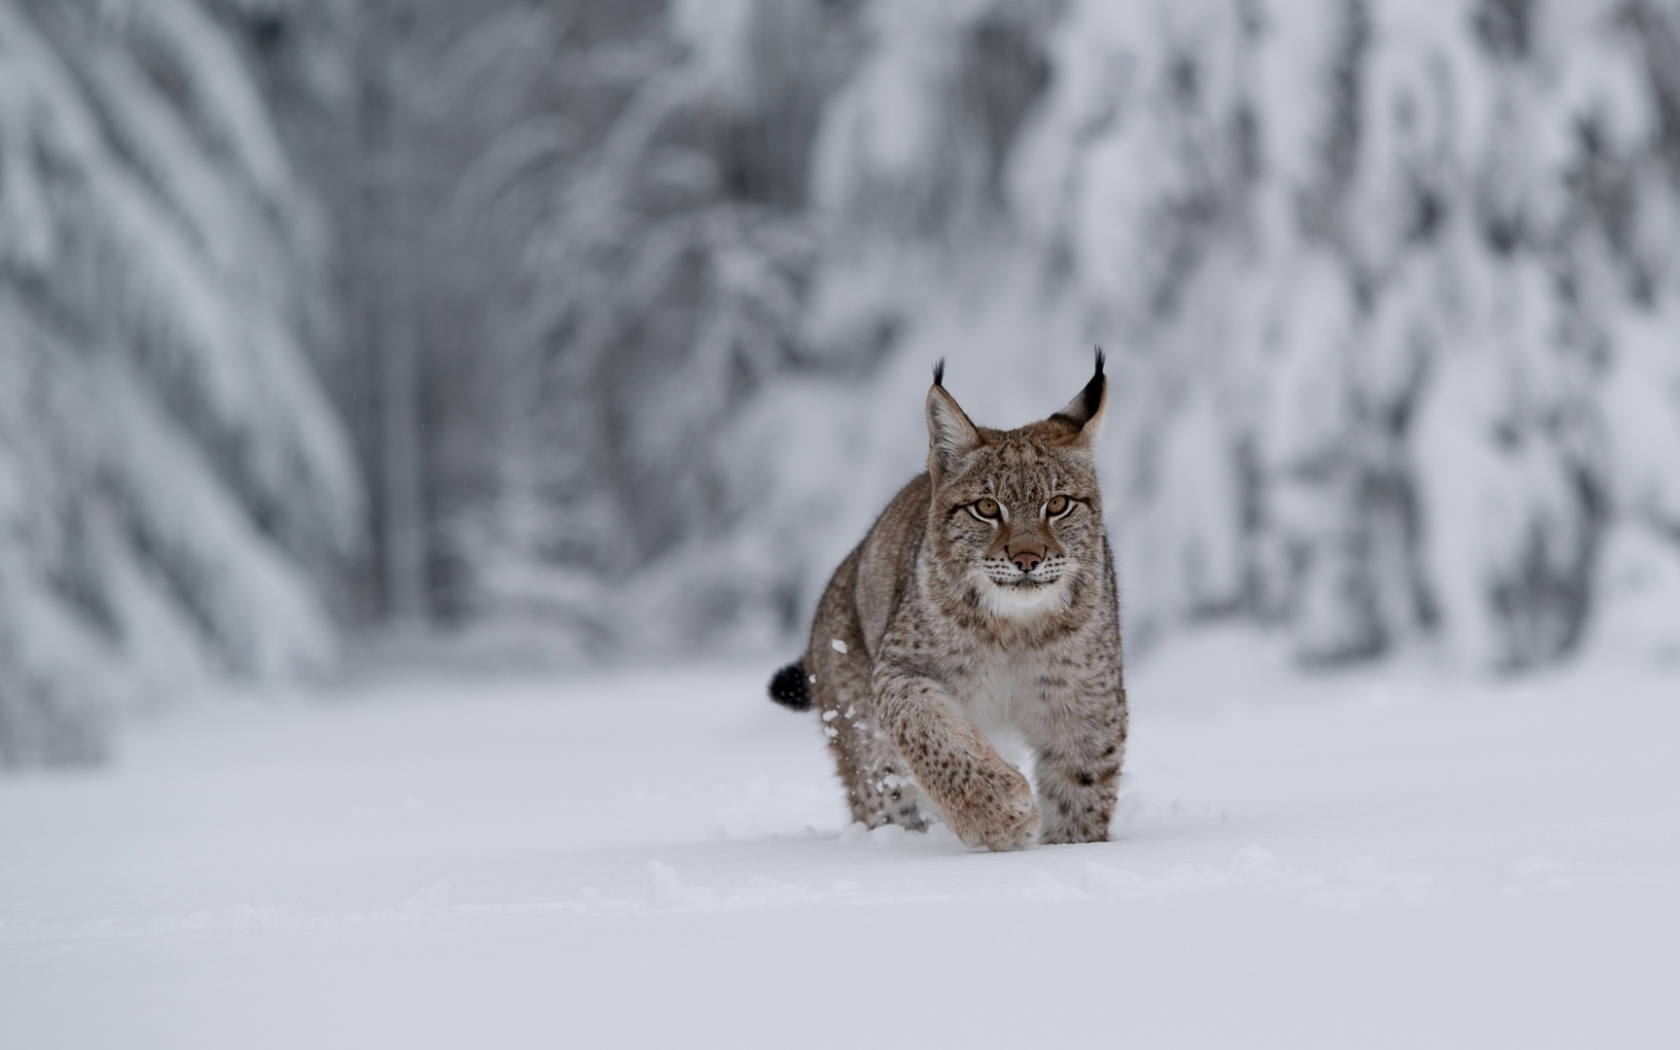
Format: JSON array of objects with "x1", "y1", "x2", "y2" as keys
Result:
[{"x1": 768, "y1": 353, "x2": 1127, "y2": 851}]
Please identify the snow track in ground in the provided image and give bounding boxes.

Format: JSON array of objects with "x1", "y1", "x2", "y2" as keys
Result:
[{"x1": 3, "y1": 635, "x2": 1677, "y2": 1048}]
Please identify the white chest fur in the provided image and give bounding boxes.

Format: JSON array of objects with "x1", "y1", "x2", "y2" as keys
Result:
[{"x1": 949, "y1": 647, "x2": 1051, "y2": 770}]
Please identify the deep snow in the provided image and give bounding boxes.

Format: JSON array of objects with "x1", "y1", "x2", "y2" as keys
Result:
[{"x1": 2, "y1": 633, "x2": 1677, "y2": 1049}]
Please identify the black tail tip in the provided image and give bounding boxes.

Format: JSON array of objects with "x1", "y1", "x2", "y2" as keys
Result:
[{"x1": 768, "y1": 660, "x2": 812, "y2": 711}]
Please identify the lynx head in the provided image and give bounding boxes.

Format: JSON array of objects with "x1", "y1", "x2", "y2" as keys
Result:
[{"x1": 924, "y1": 351, "x2": 1109, "y2": 621}]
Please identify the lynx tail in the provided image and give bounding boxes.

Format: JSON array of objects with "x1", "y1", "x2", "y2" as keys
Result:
[{"x1": 768, "y1": 660, "x2": 812, "y2": 711}]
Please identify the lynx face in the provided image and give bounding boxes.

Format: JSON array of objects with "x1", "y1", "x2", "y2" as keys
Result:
[{"x1": 924, "y1": 363, "x2": 1109, "y2": 621}]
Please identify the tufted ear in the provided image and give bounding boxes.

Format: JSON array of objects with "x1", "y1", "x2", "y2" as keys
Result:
[
  {"x1": 926, "y1": 359, "x2": 981, "y2": 480},
  {"x1": 1050, "y1": 347, "x2": 1108, "y2": 446}
]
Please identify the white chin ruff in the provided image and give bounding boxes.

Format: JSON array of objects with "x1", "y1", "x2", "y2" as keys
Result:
[{"x1": 980, "y1": 579, "x2": 1065, "y2": 618}]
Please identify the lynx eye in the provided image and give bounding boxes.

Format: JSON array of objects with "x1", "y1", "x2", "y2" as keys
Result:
[
  {"x1": 1046, "y1": 494, "x2": 1070, "y2": 518},
  {"x1": 972, "y1": 497, "x2": 1001, "y2": 521}
]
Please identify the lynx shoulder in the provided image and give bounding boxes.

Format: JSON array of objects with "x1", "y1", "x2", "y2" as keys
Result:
[{"x1": 769, "y1": 353, "x2": 1127, "y2": 850}]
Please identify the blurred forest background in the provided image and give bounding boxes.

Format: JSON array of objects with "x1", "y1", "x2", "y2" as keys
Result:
[{"x1": 4, "y1": 0, "x2": 1680, "y2": 766}]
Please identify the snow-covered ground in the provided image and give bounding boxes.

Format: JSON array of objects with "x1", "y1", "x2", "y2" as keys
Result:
[{"x1": 2, "y1": 632, "x2": 1677, "y2": 1049}]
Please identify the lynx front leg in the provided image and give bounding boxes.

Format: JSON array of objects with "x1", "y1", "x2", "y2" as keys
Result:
[
  {"x1": 1030, "y1": 679, "x2": 1127, "y2": 845},
  {"x1": 875, "y1": 669, "x2": 1040, "y2": 851}
]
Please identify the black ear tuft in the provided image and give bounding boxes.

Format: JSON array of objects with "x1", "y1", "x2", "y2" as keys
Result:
[
  {"x1": 768, "y1": 660, "x2": 812, "y2": 712},
  {"x1": 1050, "y1": 346, "x2": 1109, "y2": 433},
  {"x1": 1083, "y1": 347, "x2": 1105, "y2": 418},
  {"x1": 933, "y1": 359, "x2": 946, "y2": 388}
]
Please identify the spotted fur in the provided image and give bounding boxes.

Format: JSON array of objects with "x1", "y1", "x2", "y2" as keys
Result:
[{"x1": 777, "y1": 352, "x2": 1127, "y2": 850}]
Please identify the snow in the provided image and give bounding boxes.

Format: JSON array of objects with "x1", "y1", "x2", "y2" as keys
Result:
[{"x1": 3, "y1": 637, "x2": 1676, "y2": 1049}]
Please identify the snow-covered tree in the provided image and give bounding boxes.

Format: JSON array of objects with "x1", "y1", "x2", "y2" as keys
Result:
[
  {"x1": 752, "y1": 0, "x2": 1680, "y2": 671},
  {"x1": 24, "y1": 0, "x2": 1672, "y2": 705},
  {"x1": 334, "y1": 0, "x2": 1680, "y2": 673},
  {"x1": 0, "y1": 0, "x2": 361, "y2": 765},
  {"x1": 308, "y1": 0, "x2": 860, "y2": 652}
]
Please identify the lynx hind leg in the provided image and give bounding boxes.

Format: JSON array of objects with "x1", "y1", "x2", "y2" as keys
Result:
[{"x1": 808, "y1": 631, "x2": 929, "y2": 832}]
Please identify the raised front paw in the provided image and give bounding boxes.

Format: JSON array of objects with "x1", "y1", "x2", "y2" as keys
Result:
[{"x1": 948, "y1": 762, "x2": 1041, "y2": 852}]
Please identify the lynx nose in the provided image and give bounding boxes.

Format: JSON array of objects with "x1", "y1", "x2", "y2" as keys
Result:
[{"x1": 1010, "y1": 549, "x2": 1044, "y2": 573}]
